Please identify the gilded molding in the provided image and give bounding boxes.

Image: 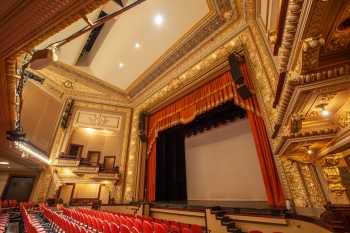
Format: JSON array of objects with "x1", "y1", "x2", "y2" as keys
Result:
[
  {"x1": 281, "y1": 158, "x2": 310, "y2": 208},
  {"x1": 124, "y1": 27, "x2": 282, "y2": 199},
  {"x1": 277, "y1": 0, "x2": 304, "y2": 73},
  {"x1": 273, "y1": 63, "x2": 350, "y2": 144},
  {"x1": 318, "y1": 156, "x2": 347, "y2": 198},
  {"x1": 299, "y1": 163, "x2": 326, "y2": 208},
  {"x1": 127, "y1": 0, "x2": 238, "y2": 97}
]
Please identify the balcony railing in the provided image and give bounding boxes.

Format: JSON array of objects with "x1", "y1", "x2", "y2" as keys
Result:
[{"x1": 55, "y1": 154, "x2": 119, "y2": 177}]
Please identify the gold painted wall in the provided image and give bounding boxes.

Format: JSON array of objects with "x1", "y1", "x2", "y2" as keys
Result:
[
  {"x1": 59, "y1": 185, "x2": 73, "y2": 204},
  {"x1": 73, "y1": 184, "x2": 100, "y2": 199}
]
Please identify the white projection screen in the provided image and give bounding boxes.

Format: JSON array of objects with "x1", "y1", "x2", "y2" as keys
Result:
[{"x1": 185, "y1": 118, "x2": 267, "y2": 201}]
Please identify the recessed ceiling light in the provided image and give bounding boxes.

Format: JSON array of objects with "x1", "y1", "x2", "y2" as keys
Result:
[
  {"x1": 0, "y1": 161, "x2": 9, "y2": 165},
  {"x1": 154, "y1": 14, "x2": 164, "y2": 26},
  {"x1": 134, "y1": 43, "x2": 140, "y2": 49},
  {"x1": 321, "y1": 109, "x2": 330, "y2": 117},
  {"x1": 119, "y1": 63, "x2": 124, "y2": 68},
  {"x1": 307, "y1": 149, "x2": 313, "y2": 155}
]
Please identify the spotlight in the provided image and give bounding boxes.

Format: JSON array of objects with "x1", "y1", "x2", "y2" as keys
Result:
[{"x1": 307, "y1": 149, "x2": 313, "y2": 155}]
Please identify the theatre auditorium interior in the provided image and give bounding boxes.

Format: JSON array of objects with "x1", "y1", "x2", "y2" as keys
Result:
[{"x1": 1, "y1": 0, "x2": 350, "y2": 232}]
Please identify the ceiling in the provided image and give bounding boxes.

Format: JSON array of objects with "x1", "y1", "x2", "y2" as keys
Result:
[{"x1": 37, "y1": 0, "x2": 209, "y2": 92}]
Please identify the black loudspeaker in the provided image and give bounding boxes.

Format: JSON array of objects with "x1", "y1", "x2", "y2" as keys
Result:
[
  {"x1": 237, "y1": 85, "x2": 253, "y2": 100},
  {"x1": 228, "y1": 53, "x2": 253, "y2": 100},
  {"x1": 138, "y1": 111, "x2": 148, "y2": 142},
  {"x1": 228, "y1": 53, "x2": 244, "y2": 84}
]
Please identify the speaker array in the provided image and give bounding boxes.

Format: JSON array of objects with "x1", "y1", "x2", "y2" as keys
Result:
[
  {"x1": 228, "y1": 54, "x2": 252, "y2": 100},
  {"x1": 138, "y1": 111, "x2": 148, "y2": 142}
]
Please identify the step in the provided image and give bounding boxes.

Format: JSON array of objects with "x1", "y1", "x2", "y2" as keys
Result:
[
  {"x1": 221, "y1": 219, "x2": 235, "y2": 226},
  {"x1": 222, "y1": 222, "x2": 235, "y2": 228},
  {"x1": 211, "y1": 209, "x2": 226, "y2": 215},
  {"x1": 227, "y1": 227, "x2": 242, "y2": 233}
]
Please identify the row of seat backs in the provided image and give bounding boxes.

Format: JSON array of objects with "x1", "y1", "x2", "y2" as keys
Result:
[
  {"x1": 0, "y1": 200, "x2": 18, "y2": 208},
  {"x1": 68, "y1": 207, "x2": 203, "y2": 233},
  {"x1": 21, "y1": 206, "x2": 46, "y2": 233}
]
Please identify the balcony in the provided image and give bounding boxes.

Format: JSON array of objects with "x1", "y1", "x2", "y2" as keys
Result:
[{"x1": 54, "y1": 153, "x2": 120, "y2": 179}]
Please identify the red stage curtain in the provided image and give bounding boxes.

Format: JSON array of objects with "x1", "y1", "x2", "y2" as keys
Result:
[
  {"x1": 146, "y1": 65, "x2": 285, "y2": 208},
  {"x1": 241, "y1": 63, "x2": 285, "y2": 208},
  {"x1": 146, "y1": 72, "x2": 238, "y2": 201}
]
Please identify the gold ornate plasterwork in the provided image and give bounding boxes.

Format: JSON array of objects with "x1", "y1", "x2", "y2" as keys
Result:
[
  {"x1": 337, "y1": 111, "x2": 350, "y2": 128},
  {"x1": 30, "y1": 65, "x2": 130, "y2": 106},
  {"x1": 49, "y1": 100, "x2": 132, "y2": 201},
  {"x1": 323, "y1": 1, "x2": 350, "y2": 54},
  {"x1": 281, "y1": 158, "x2": 311, "y2": 207},
  {"x1": 318, "y1": 155, "x2": 347, "y2": 197},
  {"x1": 126, "y1": 0, "x2": 239, "y2": 97},
  {"x1": 280, "y1": 157, "x2": 326, "y2": 209},
  {"x1": 299, "y1": 163, "x2": 326, "y2": 208},
  {"x1": 73, "y1": 110, "x2": 122, "y2": 131},
  {"x1": 273, "y1": 63, "x2": 350, "y2": 145},
  {"x1": 276, "y1": 0, "x2": 304, "y2": 73},
  {"x1": 123, "y1": 23, "x2": 283, "y2": 200},
  {"x1": 297, "y1": 36, "x2": 325, "y2": 74}
]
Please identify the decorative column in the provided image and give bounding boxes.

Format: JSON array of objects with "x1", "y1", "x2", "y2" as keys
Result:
[{"x1": 30, "y1": 167, "x2": 53, "y2": 203}]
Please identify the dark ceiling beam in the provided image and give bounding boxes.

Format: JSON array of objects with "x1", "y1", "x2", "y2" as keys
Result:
[{"x1": 113, "y1": 0, "x2": 124, "y2": 7}]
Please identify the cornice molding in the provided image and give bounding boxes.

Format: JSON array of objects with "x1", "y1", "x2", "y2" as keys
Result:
[
  {"x1": 273, "y1": 64, "x2": 350, "y2": 139},
  {"x1": 276, "y1": 128, "x2": 337, "y2": 156},
  {"x1": 276, "y1": 0, "x2": 304, "y2": 73},
  {"x1": 126, "y1": 0, "x2": 239, "y2": 97}
]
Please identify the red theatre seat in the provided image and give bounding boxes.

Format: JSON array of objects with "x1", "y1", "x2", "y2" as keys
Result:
[
  {"x1": 182, "y1": 227, "x2": 192, "y2": 233},
  {"x1": 154, "y1": 223, "x2": 167, "y2": 233},
  {"x1": 143, "y1": 220, "x2": 153, "y2": 233},
  {"x1": 120, "y1": 224, "x2": 130, "y2": 233}
]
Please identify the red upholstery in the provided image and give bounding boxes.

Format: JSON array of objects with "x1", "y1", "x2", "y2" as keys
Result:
[
  {"x1": 41, "y1": 205, "x2": 206, "y2": 233},
  {"x1": 191, "y1": 224, "x2": 203, "y2": 233},
  {"x1": 182, "y1": 227, "x2": 192, "y2": 233},
  {"x1": 154, "y1": 223, "x2": 167, "y2": 233},
  {"x1": 143, "y1": 220, "x2": 154, "y2": 233},
  {"x1": 119, "y1": 224, "x2": 130, "y2": 233}
]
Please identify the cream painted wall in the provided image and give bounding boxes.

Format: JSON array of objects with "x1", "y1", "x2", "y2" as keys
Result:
[
  {"x1": 185, "y1": 119, "x2": 267, "y2": 201},
  {"x1": 73, "y1": 184, "x2": 100, "y2": 199},
  {"x1": 22, "y1": 81, "x2": 62, "y2": 153},
  {"x1": 59, "y1": 185, "x2": 73, "y2": 204},
  {"x1": 99, "y1": 185, "x2": 110, "y2": 204},
  {"x1": 70, "y1": 128, "x2": 120, "y2": 163},
  {"x1": 0, "y1": 173, "x2": 9, "y2": 197}
]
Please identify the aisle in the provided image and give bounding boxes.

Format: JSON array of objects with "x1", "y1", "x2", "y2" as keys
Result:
[{"x1": 5, "y1": 223, "x2": 18, "y2": 233}]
